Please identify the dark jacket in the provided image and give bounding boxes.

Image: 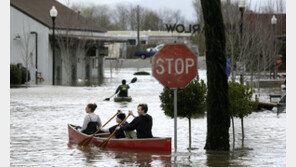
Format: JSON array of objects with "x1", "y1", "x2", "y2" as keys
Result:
[
  {"x1": 120, "y1": 114, "x2": 153, "y2": 138},
  {"x1": 116, "y1": 84, "x2": 130, "y2": 97},
  {"x1": 109, "y1": 122, "x2": 128, "y2": 138}
]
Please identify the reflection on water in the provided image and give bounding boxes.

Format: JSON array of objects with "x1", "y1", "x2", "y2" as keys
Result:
[
  {"x1": 70, "y1": 145, "x2": 172, "y2": 167},
  {"x1": 10, "y1": 68, "x2": 285, "y2": 166}
]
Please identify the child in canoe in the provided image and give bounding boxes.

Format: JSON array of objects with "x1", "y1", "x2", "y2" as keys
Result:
[{"x1": 102, "y1": 113, "x2": 136, "y2": 138}]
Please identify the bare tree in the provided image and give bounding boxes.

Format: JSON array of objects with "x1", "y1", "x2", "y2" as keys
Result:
[
  {"x1": 18, "y1": 21, "x2": 35, "y2": 86},
  {"x1": 113, "y1": 3, "x2": 130, "y2": 30}
]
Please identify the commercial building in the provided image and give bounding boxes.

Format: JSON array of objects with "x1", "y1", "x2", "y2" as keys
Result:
[{"x1": 10, "y1": 0, "x2": 125, "y2": 86}]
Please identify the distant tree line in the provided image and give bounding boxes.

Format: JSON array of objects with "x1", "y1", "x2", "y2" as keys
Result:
[{"x1": 70, "y1": 3, "x2": 190, "y2": 31}]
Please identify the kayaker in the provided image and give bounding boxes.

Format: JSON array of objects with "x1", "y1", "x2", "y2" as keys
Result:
[
  {"x1": 78, "y1": 103, "x2": 102, "y2": 135},
  {"x1": 116, "y1": 104, "x2": 153, "y2": 138},
  {"x1": 102, "y1": 113, "x2": 129, "y2": 138},
  {"x1": 115, "y1": 79, "x2": 130, "y2": 97}
]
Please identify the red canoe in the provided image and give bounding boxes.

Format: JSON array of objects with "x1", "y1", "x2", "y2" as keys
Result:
[{"x1": 68, "y1": 124, "x2": 172, "y2": 152}]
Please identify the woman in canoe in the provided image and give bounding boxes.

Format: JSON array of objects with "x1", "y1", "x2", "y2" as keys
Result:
[{"x1": 78, "y1": 103, "x2": 102, "y2": 135}]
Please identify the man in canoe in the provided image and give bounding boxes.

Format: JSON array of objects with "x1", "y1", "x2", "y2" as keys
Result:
[
  {"x1": 116, "y1": 104, "x2": 153, "y2": 138},
  {"x1": 115, "y1": 79, "x2": 130, "y2": 97},
  {"x1": 77, "y1": 103, "x2": 102, "y2": 135}
]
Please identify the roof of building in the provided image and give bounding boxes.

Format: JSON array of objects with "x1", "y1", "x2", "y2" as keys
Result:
[
  {"x1": 244, "y1": 13, "x2": 286, "y2": 36},
  {"x1": 52, "y1": 34, "x2": 128, "y2": 43},
  {"x1": 10, "y1": 0, "x2": 106, "y2": 33},
  {"x1": 105, "y1": 31, "x2": 192, "y2": 38}
]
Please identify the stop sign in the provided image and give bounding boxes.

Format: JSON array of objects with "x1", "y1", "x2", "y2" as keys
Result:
[
  {"x1": 276, "y1": 57, "x2": 282, "y2": 66},
  {"x1": 152, "y1": 44, "x2": 198, "y2": 88}
]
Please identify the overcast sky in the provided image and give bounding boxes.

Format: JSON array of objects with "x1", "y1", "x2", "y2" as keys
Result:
[{"x1": 58, "y1": 0, "x2": 286, "y2": 22}]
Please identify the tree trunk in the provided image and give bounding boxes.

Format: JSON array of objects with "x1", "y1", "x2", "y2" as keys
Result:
[
  {"x1": 257, "y1": 57, "x2": 260, "y2": 91},
  {"x1": 263, "y1": 55, "x2": 266, "y2": 79},
  {"x1": 241, "y1": 117, "x2": 244, "y2": 148},
  {"x1": 250, "y1": 64, "x2": 254, "y2": 89},
  {"x1": 25, "y1": 69, "x2": 29, "y2": 87},
  {"x1": 188, "y1": 117, "x2": 192, "y2": 150},
  {"x1": 269, "y1": 66, "x2": 272, "y2": 79},
  {"x1": 201, "y1": 0, "x2": 230, "y2": 151},
  {"x1": 110, "y1": 60, "x2": 113, "y2": 78},
  {"x1": 231, "y1": 116, "x2": 235, "y2": 149}
]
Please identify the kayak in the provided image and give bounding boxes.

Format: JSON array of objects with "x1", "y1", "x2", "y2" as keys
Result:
[
  {"x1": 68, "y1": 124, "x2": 171, "y2": 152},
  {"x1": 114, "y1": 96, "x2": 132, "y2": 102}
]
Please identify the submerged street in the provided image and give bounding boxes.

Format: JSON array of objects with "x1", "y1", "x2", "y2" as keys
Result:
[{"x1": 10, "y1": 68, "x2": 286, "y2": 166}]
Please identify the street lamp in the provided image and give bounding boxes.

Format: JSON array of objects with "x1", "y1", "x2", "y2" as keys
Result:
[
  {"x1": 271, "y1": 15, "x2": 277, "y2": 79},
  {"x1": 238, "y1": 0, "x2": 246, "y2": 84},
  {"x1": 50, "y1": 6, "x2": 58, "y2": 85}
]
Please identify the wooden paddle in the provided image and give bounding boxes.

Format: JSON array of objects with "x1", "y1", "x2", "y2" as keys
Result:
[
  {"x1": 99, "y1": 113, "x2": 131, "y2": 148},
  {"x1": 104, "y1": 77, "x2": 138, "y2": 101},
  {"x1": 78, "y1": 110, "x2": 121, "y2": 146}
]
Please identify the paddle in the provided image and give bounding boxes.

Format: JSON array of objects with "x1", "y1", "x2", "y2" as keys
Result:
[
  {"x1": 99, "y1": 113, "x2": 131, "y2": 148},
  {"x1": 78, "y1": 110, "x2": 121, "y2": 146},
  {"x1": 103, "y1": 77, "x2": 138, "y2": 101}
]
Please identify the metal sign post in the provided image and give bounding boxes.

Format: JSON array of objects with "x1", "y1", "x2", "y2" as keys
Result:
[
  {"x1": 174, "y1": 88, "x2": 177, "y2": 153},
  {"x1": 152, "y1": 44, "x2": 198, "y2": 153}
]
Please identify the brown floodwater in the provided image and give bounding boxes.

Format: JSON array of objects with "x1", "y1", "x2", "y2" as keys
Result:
[{"x1": 10, "y1": 68, "x2": 285, "y2": 166}]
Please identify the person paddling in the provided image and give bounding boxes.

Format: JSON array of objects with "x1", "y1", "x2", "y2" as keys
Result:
[
  {"x1": 116, "y1": 104, "x2": 153, "y2": 138},
  {"x1": 115, "y1": 79, "x2": 130, "y2": 97},
  {"x1": 78, "y1": 103, "x2": 102, "y2": 135},
  {"x1": 102, "y1": 113, "x2": 129, "y2": 138}
]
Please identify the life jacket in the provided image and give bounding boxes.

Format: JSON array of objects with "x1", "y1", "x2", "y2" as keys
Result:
[
  {"x1": 82, "y1": 115, "x2": 99, "y2": 135},
  {"x1": 118, "y1": 85, "x2": 128, "y2": 97}
]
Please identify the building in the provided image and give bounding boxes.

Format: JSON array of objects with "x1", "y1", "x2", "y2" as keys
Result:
[{"x1": 10, "y1": 0, "x2": 125, "y2": 86}]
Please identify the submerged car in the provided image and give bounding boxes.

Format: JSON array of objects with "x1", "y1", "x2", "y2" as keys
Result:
[{"x1": 135, "y1": 44, "x2": 164, "y2": 59}]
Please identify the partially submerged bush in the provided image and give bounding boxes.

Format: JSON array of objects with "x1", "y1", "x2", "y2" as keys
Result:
[
  {"x1": 134, "y1": 71, "x2": 150, "y2": 75},
  {"x1": 10, "y1": 64, "x2": 21, "y2": 85},
  {"x1": 21, "y1": 67, "x2": 31, "y2": 84},
  {"x1": 228, "y1": 81, "x2": 258, "y2": 147},
  {"x1": 159, "y1": 76, "x2": 207, "y2": 149}
]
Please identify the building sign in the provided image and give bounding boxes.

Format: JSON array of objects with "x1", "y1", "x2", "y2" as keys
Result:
[{"x1": 166, "y1": 24, "x2": 201, "y2": 34}]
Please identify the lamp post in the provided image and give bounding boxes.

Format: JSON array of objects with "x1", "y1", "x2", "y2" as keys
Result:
[
  {"x1": 50, "y1": 6, "x2": 58, "y2": 85},
  {"x1": 137, "y1": 5, "x2": 140, "y2": 51},
  {"x1": 271, "y1": 15, "x2": 277, "y2": 79},
  {"x1": 238, "y1": 0, "x2": 246, "y2": 84},
  {"x1": 30, "y1": 32, "x2": 38, "y2": 84}
]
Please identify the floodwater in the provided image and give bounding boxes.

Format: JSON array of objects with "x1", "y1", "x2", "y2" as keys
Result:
[{"x1": 10, "y1": 68, "x2": 286, "y2": 166}]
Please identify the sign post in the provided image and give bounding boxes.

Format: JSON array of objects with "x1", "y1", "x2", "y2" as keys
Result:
[
  {"x1": 174, "y1": 88, "x2": 177, "y2": 152},
  {"x1": 152, "y1": 44, "x2": 198, "y2": 153}
]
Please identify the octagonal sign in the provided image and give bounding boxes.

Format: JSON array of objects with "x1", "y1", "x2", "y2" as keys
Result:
[{"x1": 152, "y1": 44, "x2": 198, "y2": 88}]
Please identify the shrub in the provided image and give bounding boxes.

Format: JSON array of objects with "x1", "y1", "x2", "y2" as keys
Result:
[
  {"x1": 160, "y1": 77, "x2": 207, "y2": 118},
  {"x1": 159, "y1": 76, "x2": 207, "y2": 149},
  {"x1": 228, "y1": 81, "x2": 256, "y2": 118},
  {"x1": 228, "y1": 81, "x2": 258, "y2": 147},
  {"x1": 134, "y1": 71, "x2": 150, "y2": 75},
  {"x1": 10, "y1": 64, "x2": 21, "y2": 85},
  {"x1": 21, "y1": 67, "x2": 31, "y2": 84}
]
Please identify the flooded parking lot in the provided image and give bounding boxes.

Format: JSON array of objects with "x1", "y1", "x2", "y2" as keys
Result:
[{"x1": 10, "y1": 68, "x2": 285, "y2": 166}]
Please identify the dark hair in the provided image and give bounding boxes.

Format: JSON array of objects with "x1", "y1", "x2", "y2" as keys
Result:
[
  {"x1": 138, "y1": 104, "x2": 148, "y2": 113},
  {"x1": 117, "y1": 113, "x2": 126, "y2": 121},
  {"x1": 87, "y1": 103, "x2": 97, "y2": 112},
  {"x1": 122, "y1": 79, "x2": 126, "y2": 85}
]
